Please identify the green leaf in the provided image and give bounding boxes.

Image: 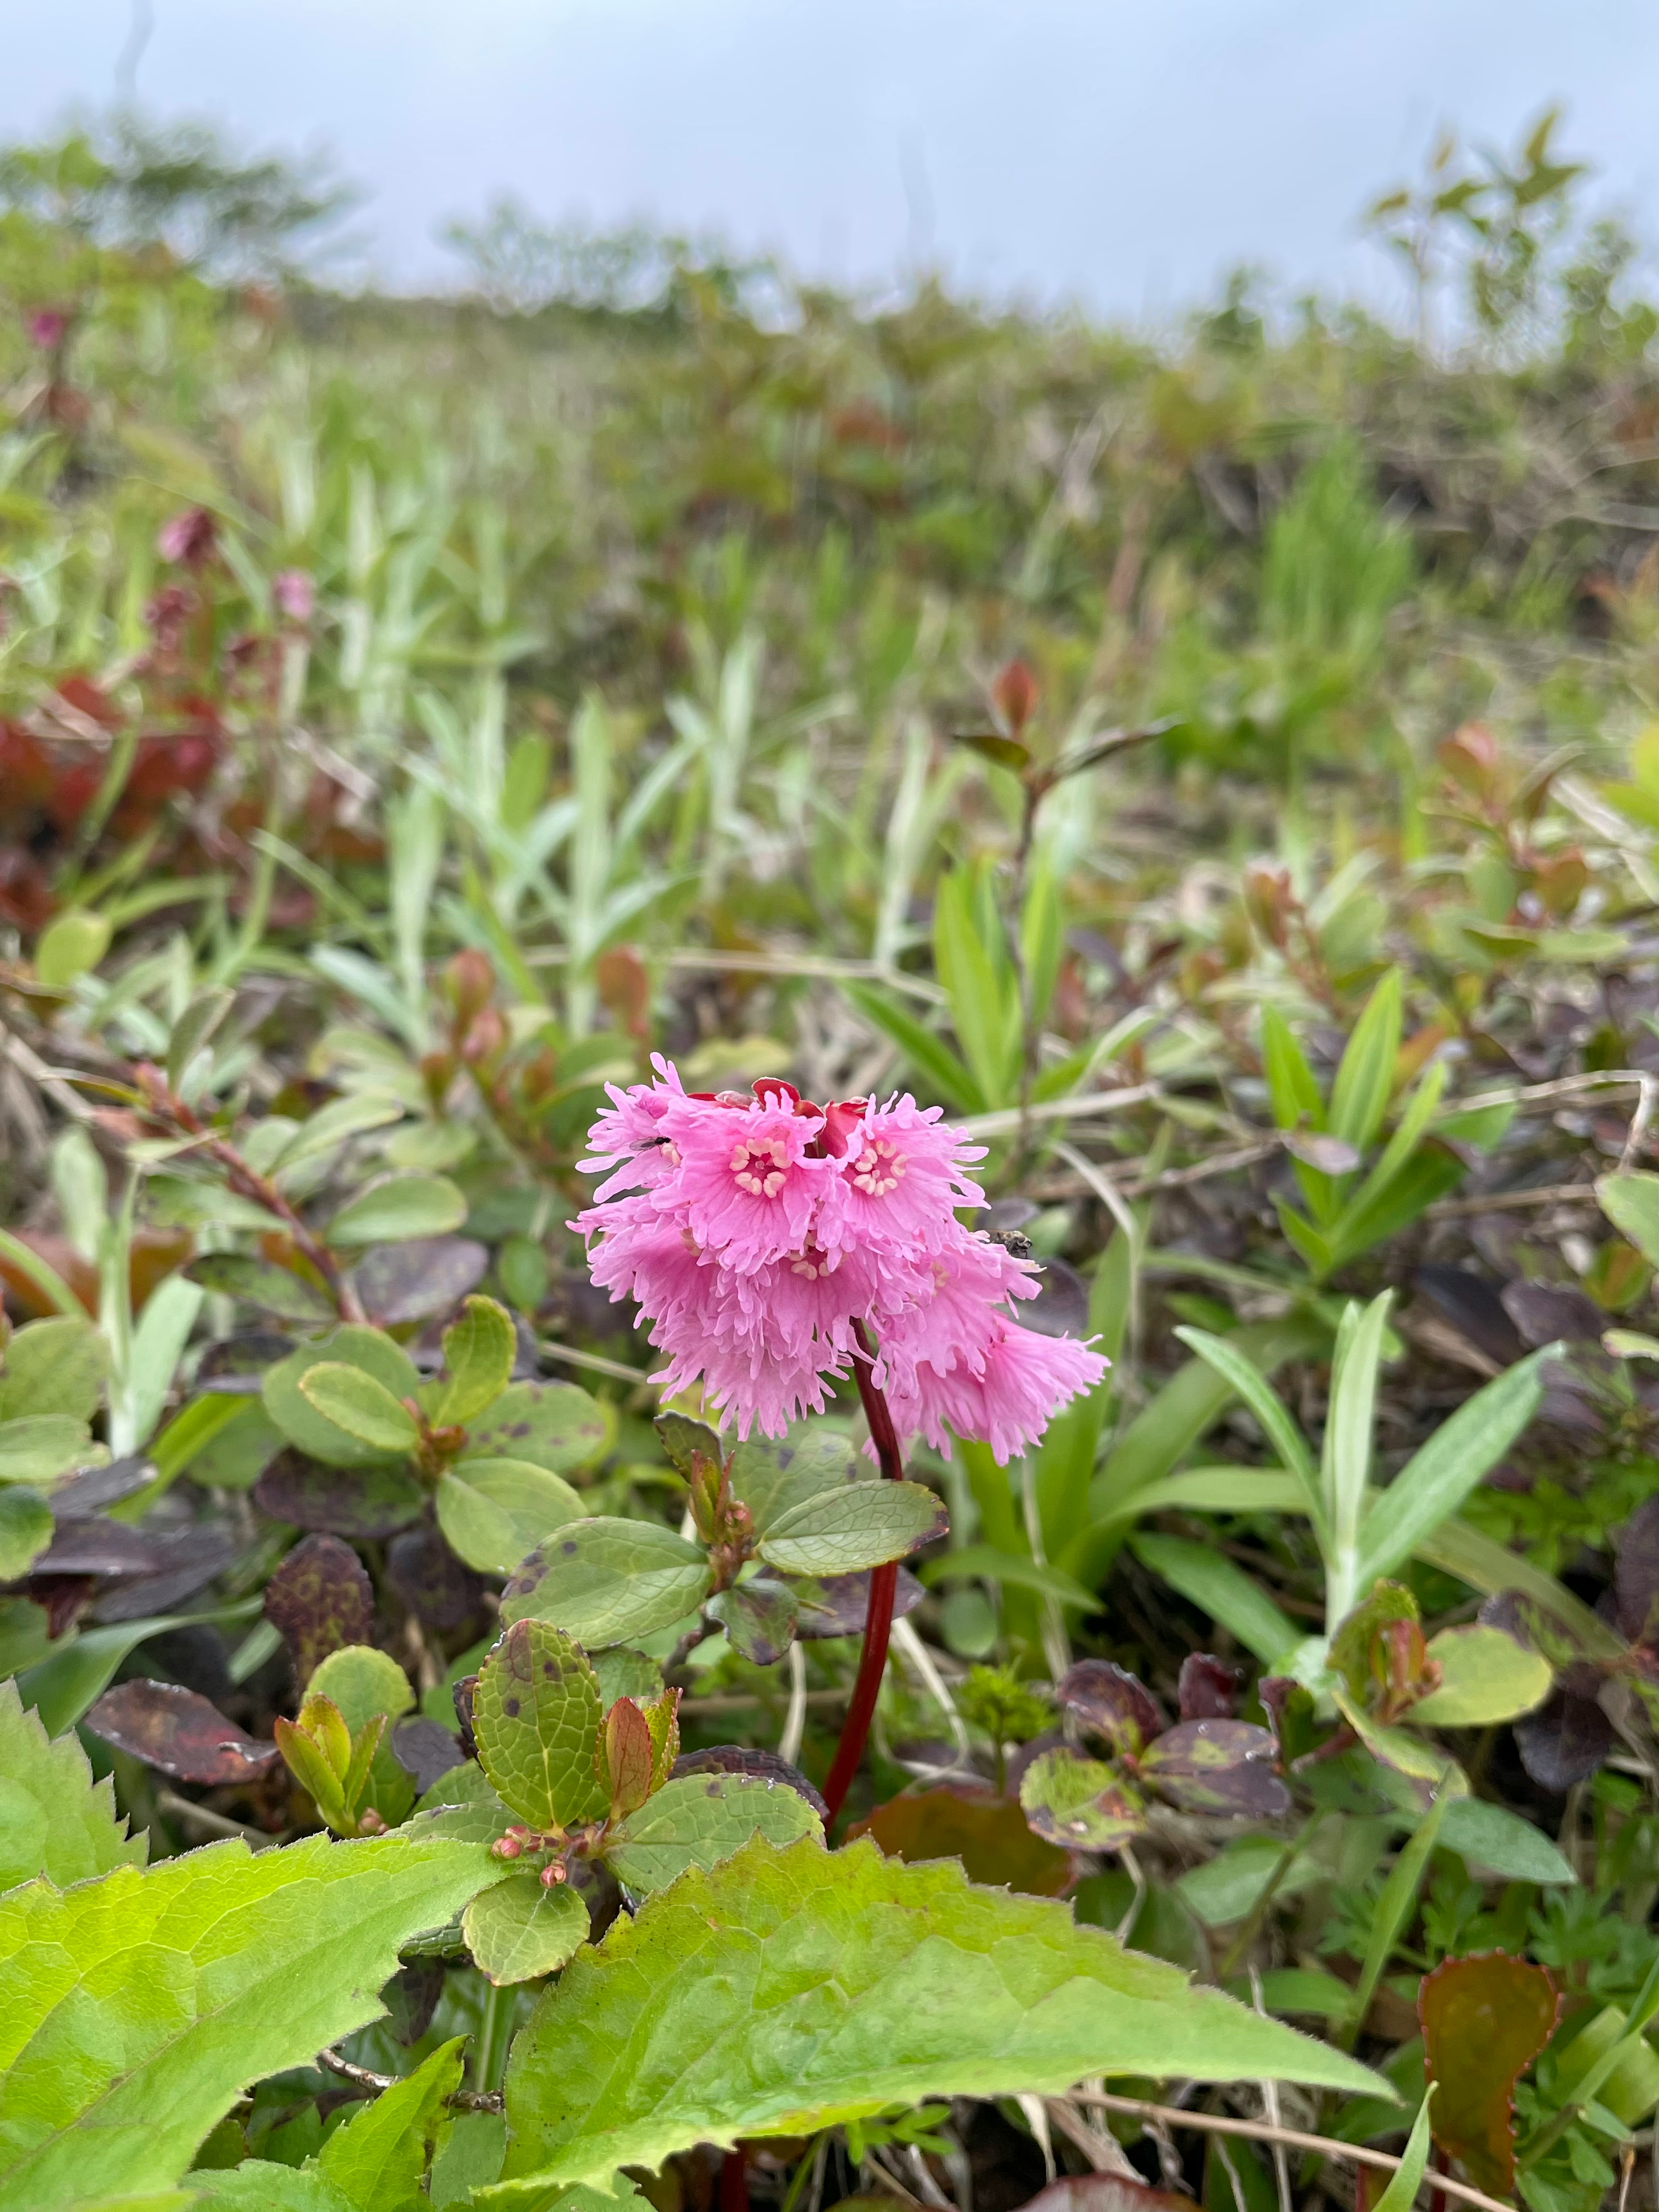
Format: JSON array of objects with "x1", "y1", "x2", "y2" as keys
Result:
[
  {"x1": 35, "y1": 909, "x2": 111, "y2": 987},
  {"x1": 193, "y1": 2163, "x2": 356, "y2": 2211},
  {"x1": 502, "y1": 1520, "x2": 714, "y2": 1648},
  {"x1": 1017, "y1": 1750, "x2": 1146, "y2": 1852},
  {"x1": 0, "y1": 1489, "x2": 53, "y2": 1577},
  {"x1": 262, "y1": 1328, "x2": 422, "y2": 1468},
  {"x1": 1596, "y1": 1171, "x2": 1659, "y2": 1266},
  {"x1": 437, "y1": 1460, "x2": 585, "y2": 1575},
  {"x1": 0, "y1": 1317, "x2": 107, "y2": 1424},
  {"x1": 1353, "y1": 1349, "x2": 1553, "y2": 1592},
  {"x1": 1409, "y1": 1624, "x2": 1554, "y2": 1727},
  {"x1": 1323, "y1": 1294, "x2": 1393, "y2": 1619},
  {"x1": 165, "y1": 986, "x2": 235, "y2": 1093},
  {"x1": 1327, "y1": 969, "x2": 1401, "y2": 1150},
  {"x1": 1347, "y1": 1792, "x2": 1449, "y2": 2034},
  {"x1": 1131, "y1": 1535, "x2": 1298, "y2": 1668},
  {"x1": 435, "y1": 1296, "x2": 517, "y2": 1427},
  {"x1": 1323, "y1": 1145, "x2": 1465, "y2": 1273},
  {"x1": 0, "y1": 1831, "x2": 497, "y2": 2211},
  {"x1": 486, "y1": 1836, "x2": 1384, "y2": 2202},
  {"x1": 462, "y1": 1382, "x2": 615, "y2": 1476},
  {"x1": 298, "y1": 1364, "x2": 420, "y2": 1455},
  {"x1": 464, "y1": 1870, "x2": 591, "y2": 1984},
  {"x1": 474, "y1": 1620, "x2": 610, "y2": 1833},
  {"x1": 0, "y1": 1415, "x2": 97, "y2": 1487},
  {"x1": 1259, "y1": 1005, "x2": 1324, "y2": 1133},
  {"x1": 842, "y1": 982, "x2": 984, "y2": 1116},
  {"x1": 16, "y1": 1615, "x2": 222, "y2": 1738},
  {"x1": 1439, "y1": 1797, "x2": 1576, "y2": 1885},
  {"x1": 0, "y1": 1678, "x2": 146, "y2": 1894},
  {"x1": 326, "y1": 1176, "x2": 468, "y2": 1249},
  {"x1": 605, "y1": 1775, "x2": 820, "y2": 1895},
  {"x1": 1370, "y1": 2090, "x2": 1435, "y2": 2212},
  {"x1": 755, "y1": 1480, "x2": 947, "y2": 1576},
  {"x1": 1412, "y1": 1520, "x2": 1625, "y2": 1661},
  {"x1": 707, "y1": 1577, "x2": 798, "y2": 1666},
  {"x1": 1172, "y1": 1328, "x2": 1322, "y2": 1529},
  {"x1": 316, "y1": 2037, "x2": 466, "y2": 2211},
  {"x1": 934, "y1": 868, "x2": 1020, "y2": 1110},
  {"x1": 270, "y1": 1091, "x2": 405, "y2": 1178},
  {"x1": 727, "y1": 1430, "x2": 857, "y2": 1535},
  {"x1": 187, "y1": 1254, "x2": 336, "y2": 1324},
  {"x1": 920, "y1": 1546, "x2": 1100, "y2": 1611},
  {"x1": 305, "y1": 1645, "x2": 416, "y2": 1826}
]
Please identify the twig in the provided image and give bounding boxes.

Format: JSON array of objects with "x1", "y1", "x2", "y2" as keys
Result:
[
  {"x1": 1071, "y1": 2092, "x2": 1514, "y2": 2212},
  {"x1": 957, "y1": 1083, "x2": 1160, "y2": 1140},
  {"x1": 538, "y1": 1339, "x2": 655, "y2": 1385},
  {"x1": 778, "y1": 1639, "x2": 809, "y2": 1767},
  {"x1": 316, "y1": 2046, "x2": 503, "y2": 2113},
  {"x1": 155, "y1": 1790, "x2": 285, "y2": 1848},
  {"x1": 1426, "y1": 1180, "x2": 1600, "y2": 1220},
  {"x1": 680, "y1": 1687, "x2": 846, "y2": 1716},
  {"x1": 1618, "y1": 1077, "x2": 1658, "y2": 1173}
]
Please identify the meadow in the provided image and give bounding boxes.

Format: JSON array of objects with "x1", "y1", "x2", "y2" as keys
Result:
[{"x1": 0, "y1": 110, "x2": 1653, "y2": 2212}]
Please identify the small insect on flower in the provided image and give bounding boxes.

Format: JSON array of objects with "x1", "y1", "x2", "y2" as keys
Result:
[{"x1": 572, "y1": 1058, "x2": 1106, "y2": 1456}]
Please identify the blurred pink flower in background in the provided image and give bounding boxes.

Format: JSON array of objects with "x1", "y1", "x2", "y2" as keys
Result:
[
  {"x1": 272, "y1": 569, "x2": 315, "y2": 622},
  {"x1": 156, "y1": 507, "x2": 219, "y2": 569}
]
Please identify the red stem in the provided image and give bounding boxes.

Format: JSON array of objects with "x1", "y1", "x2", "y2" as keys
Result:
[
  {"x1": 719, "y1": 2150, "x2": 750, "y2": 2212},
  {"x1": 820, "y1": 1322, "x2": 904, "y2": 1823}
]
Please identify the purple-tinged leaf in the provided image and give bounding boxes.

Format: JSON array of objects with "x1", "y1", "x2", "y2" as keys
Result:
[
  {"x1": 91, "y1": 1529, "x2": 236, "y2": 1623},
  {"x1": 1284, "y1": 1130, "x2": 1363, "y2": 1176},
  {"x1": 1178, "y1": 1654, "x2": 1240, "y2": 1721},
  {"x1": 392, "y1": 1716, "x2": 465, "y2": 1795},
  {"x1": 1019, "y1": 1259, "x2": 1090, "y2": 1341},
  {"x1": 1020, "y1": 2178, "x2": 1194, "y2": 2212},
  {"x1": 1019, "y1": 1747, "x2": 1147, "y2": 1851},
  {"x1": 1501, "y1": 1281, "x2": 1605, "y2": 1347},
  {"x1": 386, "y1": 1526, "x2": 489, "y2": 1634},
  {"x1": 48, "y1": 1457, "x2": 153, "y2": 1516},
  {"x1": 84, "y1": 1678, "x2": 280, "y2": 1783},
  {"x1": 384, "y1": 1958, "x2": 448, "y2": 2046},
  {"x1": 263, "y1": 1532, "x2": 374, "y2": 1684},
  {"x1": 1615, "y1": 1494, "x2": 1657, "y2": 1651},
  {"x1": 789, "y1": 1565, "x2": 924, "y2": 1639},
  {"x1": 1414, "y1": 1266, "x2": 1525, "y2": 1368},
  {"x1": 1139, "y1": 1719, "x2": 1290, "y2": 1818},
  {"x1": 253, "y1": 1447, "x2": 425, "y2": 1539},
  {"x1": 708, "y1": 1576, "x2": 798, "y2": 1665},
  {"x1": 1514, "y1": 1690, "x2": 1614, "y2": 1793},
  {"x1": 32, "y1": 1519, "x2": 160, "y2": 1577},
  {"x1": 671, "y1": 1745, "x2": 828, "y2": 1822},
  {"x1": 1056, "y1": 1659, "x2": 1164, "y2": 1755},
  {"x1": 351, "y1": 1236, "x2": 489, "y2": 1326}
]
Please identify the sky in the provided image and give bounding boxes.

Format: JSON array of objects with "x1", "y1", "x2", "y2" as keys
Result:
[{"x1": 2, "y1": 0, "x2": 1654, "y2": 320}]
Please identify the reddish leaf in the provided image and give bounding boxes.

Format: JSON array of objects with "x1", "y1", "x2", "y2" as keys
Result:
[
  {"x1": 1615, "y1": 1494, "x2": 1657, "y2": 1650},
  {"x1": 1138, "y1": 1719, "x2": 1290, "y2": 1818},
  {"x1": 1056, "y1": 1660, "x2": 1164, "y2": 1755},
  {"x1": 263, "y1": 1533, "x2": 374, "y2": 1685},
  {"x1": 1178, "y1": 1653, "x2": 1240, "y2": 1721},
  {"x1": 849, "y1": 1784, "x2": 1074, "y2": 1894},
  {"x1": 90, "y1": 1530, "x2": 235, "y2": 1624},
  {"x1": 1514, "y1": 1690, "x2": 1614, "y2": 1793},
  {"x1": 1420, "y1": 1952, "x2": 1559, "y2": 2194},
  {"x1": 85, "y1": 1679, "x2": 280, "y2": 1784},
  {"x1": 672, "y1": 1746, "x2": 827, "y2": 1823},
  {"x1": 350, "y1": 1236, "x2": 489, "y2": 1326},
  {"x1": 598, "y1": 1697, "x2": 656, "y2": 1817},
  {"x1": 253, "y1": 1448, "x2": 425, "y2": 1539}
]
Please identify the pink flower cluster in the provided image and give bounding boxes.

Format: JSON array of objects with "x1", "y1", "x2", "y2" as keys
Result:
[{"x1": 573, "y1": 1058, "x2": 1107, "y2": 1459}]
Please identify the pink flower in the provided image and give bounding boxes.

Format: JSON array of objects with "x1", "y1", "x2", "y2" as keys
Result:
[
  {"x1": 273, "y1": 568, "x2": 315, "y2": 623},
  {"x1": 157, "y1": 507, "x2": 218, "y2": 569},
  {"x1": 28, "y1": 308, "x2": 68, "y2": 351},
  {"x1": 573, "y1": 1062, "x2": 1106, "y2": 1454}
]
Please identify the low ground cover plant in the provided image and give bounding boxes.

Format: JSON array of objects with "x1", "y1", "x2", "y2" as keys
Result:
[{"x1": 0, "y1": 102, "x2": 1653, "y2": 2212}]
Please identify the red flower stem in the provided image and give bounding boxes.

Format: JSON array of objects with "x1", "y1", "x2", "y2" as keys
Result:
[{"x1": 820, "y1": 1322, "x2": 904, "y2": 1823}]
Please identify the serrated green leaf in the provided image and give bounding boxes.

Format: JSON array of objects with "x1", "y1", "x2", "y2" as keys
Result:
[
  {"x1": 0, "y1": 1678, "x2": 147, "y2": 1893},
  {"x1": 435, "y1": 1296, "x2": 517, "y2": 1426},
  {"x1": 604, "y1": 1775, "x2": 820, "y2": 1895},
  {"x1": 298, "y1": 1363, "x2": 420, "y2": 1454},
  {"x1": 316, "y1": 2035, "x2": 465, "y2": 2210},
  {"x1": 474, "y1": 1621, "x2": 610, "y2": 1833},
  {"x1": 262, "y1": 1328, "x2": 422, "y2": 1468},
  {"x1": 437, "y1": 1460, "x2": 585, "y2": 1575},
  {"x1": 0, "y1": 1317, "x2": 107, "y2": 1424},
  {"x1": 0, "y1": 1831, "x2": 497, "y2": 2211},
  {"x1": 486, "y1": 1836, "x2": 1385, "y2": 2202},
  {"x1": 0, "y1": 1489, "x2": 53, "y2": 1578},
  {"x1": 464, "y1": 1871, "x2": 591, "y2": 1985},
  {"x1": 1409, "y1": 1624, "x2": 1553, "y2": 1726},
  {"x1": 756, "y1": 1479, "x2": 947, "y2": 1576},
  {"x1": 326, "y1": 1176, "x2": 467, "y2": 1249},
  {"x1": 727, "y1": 1430, "x2": 857, "y2": 1535},
  {"x1": 192, "y1": 2163, "x2": 356, "y2": 2211},
  {"x1": 502, "y1": 1521, "x2": 714, "y2": 1648}
]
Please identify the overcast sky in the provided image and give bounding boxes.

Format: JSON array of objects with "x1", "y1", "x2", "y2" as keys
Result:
[{"x1": 3, "y1": 0, "x2": 1654, "y2": 318}]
